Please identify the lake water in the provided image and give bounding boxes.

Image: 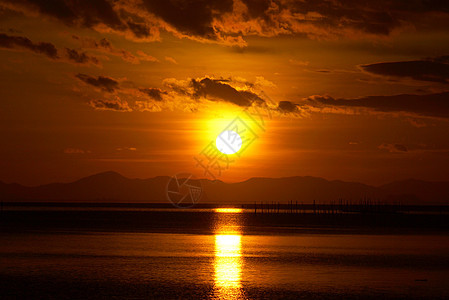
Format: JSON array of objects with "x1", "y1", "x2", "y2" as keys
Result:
[{"x1": 1, "y1": 208, "x2": 449, "y2": 299}]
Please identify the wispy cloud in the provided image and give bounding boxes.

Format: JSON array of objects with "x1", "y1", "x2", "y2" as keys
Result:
[
  {"x1": 0, "y1": 33, "x2": 58, "y2": 59},
  {"x1": 63, "y1": 148, "x2": 89, "y2": 154},
  {"x1": 300, "y1": 92, "x2": 449, "y2": 120},
  {"x1": 361, "y1": 56, "x2": 449, "y2": 84},
  {"x1": 64, "y1": 48, "x2": 100, "y2": 66},
  {"x1": 72, "y1": 35, "x2": 158, "y2": 64},
  {"x1": 378, "y1": 143, "x2": 408, "y2": 153},
  {"x1": 0, "y1": 33, "x2": 101, "y2": 66},
  {"x1": 139, "y1": 88, "x2": 167, "y2": 101},
  {"x1": 89, "y1": 99, "x2": 132, "y2": 112},
  {"x1": 164, "y1": 56, "x2": 177, "y2": 64},
  {"x1": 76, "y1": 73, "x2": 119, "y2": 92}
]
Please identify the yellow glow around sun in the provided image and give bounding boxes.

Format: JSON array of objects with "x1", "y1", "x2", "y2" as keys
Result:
[
  {"x1": 195, "y1": 102, "x2": 272, "y2": 168},
  {"x1": 205, "y1": 109, "x2": 239, "y2": 141}
]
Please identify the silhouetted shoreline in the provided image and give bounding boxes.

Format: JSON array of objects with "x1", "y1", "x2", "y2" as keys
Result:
[
  {"x1": 3, "y1": 201, "x2": 449, "y2": 212},
  {"x1": 1, "y1": 205, "x2": 448, "y2": 235}
]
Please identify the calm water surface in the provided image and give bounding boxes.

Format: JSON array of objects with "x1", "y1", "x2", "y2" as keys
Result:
[{"x1": 1, "y1": 209, "x2": 449, "y2": 299}]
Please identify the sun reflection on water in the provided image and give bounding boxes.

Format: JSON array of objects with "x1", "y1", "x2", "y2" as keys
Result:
[
  {"x1": 213, "y1": 209, "x2": 244, "y2": 299},
  {"x1": 215, "y1": 208, "x2": 243, "y2": 214}
]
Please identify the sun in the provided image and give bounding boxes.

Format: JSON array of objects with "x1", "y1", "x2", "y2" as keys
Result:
[{"x1": 216, "y1": 130, "x2": 242, "y2": 154}]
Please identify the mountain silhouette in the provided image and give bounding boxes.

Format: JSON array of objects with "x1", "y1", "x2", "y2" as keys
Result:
[{"x1": 0, "y1": 171, "x2": 448, "y2": 204}]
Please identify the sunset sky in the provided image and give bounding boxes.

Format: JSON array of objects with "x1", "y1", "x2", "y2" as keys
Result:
[{"x1": 1, "y1": 0, "x2": 449, "y2": 186}]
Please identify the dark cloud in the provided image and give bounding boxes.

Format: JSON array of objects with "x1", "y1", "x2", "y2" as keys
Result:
[
  {"x1": 389, "y1": 0, "x2": 449, "y2": 14},
  {"x1": 213, "y1": 0, "x2": 449, "y2": 42},
  {"x1": 141, "y1": 0, "x2": 233, "y2": 38},
  {"x1": 191, "y1": 77, "x2": 264, "y2": 107},
  {"x1": 379, "y1": 143, "x2": 408, "y2": 153},
  {"x1": 0, "y1": 33, "x2": 58, "y2": 59},
  {"x1": 0, "y1": 0, "x2": 153, "y2": 40},
  {"x1": 71, "y1": 35, "x2": 113, "y2": 50},
  {"x1": 278, "y1": 100, "x2": 299, "y2": 113},
  {"x1": 72, "y1": 36, "x2": 150, "y2": 64},
  {"x1": 169, "y1": 0, "x2": 449, "y2": 41},
  {"x1": 3, "y1": 0, "x2": 449, "y2": 43},
  {"x1": 8, "y1": 0, "x2": 123, "y2": 29},
  {"x1": 303, "y1": 92, "x2": 449, "y2": 119},
  {"x1": 126, "y1": 21, "x2": 151, "y2": 38},
  {"x1": 362, "y1": 56, "x2": 449, "y2": 84},
  {"x1": 0, "y1": 33, "x2": 103, "y2": 66},
  {"x1": 284, "y1": 0, "x2": 399, "y2": 35},
  {"x1": 76, "y1": 74, "x2": 119, "y2": 92},
  {"x1": 65, "y1": 48, "x2": 100, "y2": 65},
  {"x1": 89, "y1": 99, "x2": 131, "y2": 112},
  {"x1": 139, "y1": 88, "x2": 167, "y2": 101},
  {"x1": 241, "y1": 0, "x2": 271, "y2": 19}
]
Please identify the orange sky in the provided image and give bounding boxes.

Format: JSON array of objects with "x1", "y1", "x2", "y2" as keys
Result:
[{"x1": 1, "y1": 0, "x2": 449, "y2": 186}]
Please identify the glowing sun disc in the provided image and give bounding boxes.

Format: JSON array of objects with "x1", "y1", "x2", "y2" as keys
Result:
[{"x1": 216, "y1": 130, "x2": 242, "y2": 155}]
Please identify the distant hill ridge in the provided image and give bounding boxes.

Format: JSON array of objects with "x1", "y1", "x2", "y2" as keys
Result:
[{"x1": 0, "y1": 171, "x2": 448, "y2": 205}]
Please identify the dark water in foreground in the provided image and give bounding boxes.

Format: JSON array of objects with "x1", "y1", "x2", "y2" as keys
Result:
[{"x1": 1, "y1": 208, "x2": 449, "y2": 299}]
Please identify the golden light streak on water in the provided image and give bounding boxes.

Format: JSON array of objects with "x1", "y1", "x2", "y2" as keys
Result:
[
  {"x1": 215, "y1": 208, "x2": 243, "y2": 213},
  {"x1": 213, "y1": 209, "x2": 244, "y2": 299}
]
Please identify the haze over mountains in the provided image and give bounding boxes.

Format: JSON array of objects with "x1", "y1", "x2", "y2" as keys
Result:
[{"x1": 0, "y1": 171, "x2": 448, "y2": 205}]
